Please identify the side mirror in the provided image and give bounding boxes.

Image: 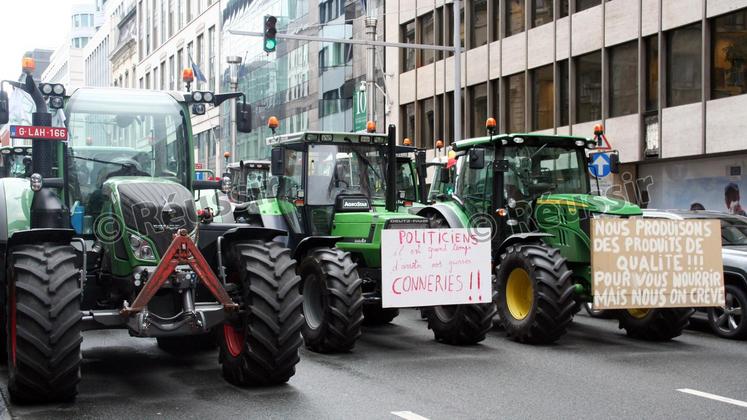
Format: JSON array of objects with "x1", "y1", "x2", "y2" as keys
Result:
[
  {"x1": 271, "y1": 147, "x2": 285, "y2": 176},
  {"x1": 0, "y1": 90, "x2": 9, "y2": 125},
  {"x1": 469, "y1": 148, "x2": 485, "y2": 169},
  {"x1": 440, "y1": 166, "x2": 451, "y2": 183},
  {"x1": 236, "y1": 102, "x2": 252, "y2": 133},
  {"x1": 609, "y1": 152, "x2": 620, "y2": 174}
]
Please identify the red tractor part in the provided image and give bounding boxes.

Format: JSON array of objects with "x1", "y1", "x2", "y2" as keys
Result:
[{"x1": 121, "y1": 229, "x2": 237, "y2": 315}]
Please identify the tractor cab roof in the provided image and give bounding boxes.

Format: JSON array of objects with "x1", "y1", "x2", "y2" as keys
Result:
[
  {"x1": 266, "y1": 131, "x2": 417, "y2": 154},
  {"x1": 451, "y1": 133, "x2": 596, "y2": 151},
  {"x1": 227, "y1": 160, "x2": 270, "y2": 170}
]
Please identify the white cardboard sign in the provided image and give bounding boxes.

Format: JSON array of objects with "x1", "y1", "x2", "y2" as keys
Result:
[{"x1": 381, "y1": 228, "x2": 492, "y2": 308}]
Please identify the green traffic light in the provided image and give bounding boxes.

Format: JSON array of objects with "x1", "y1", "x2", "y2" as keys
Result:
[{"x1": 264, "y1": 39, "x2": 276, "y2": 52}]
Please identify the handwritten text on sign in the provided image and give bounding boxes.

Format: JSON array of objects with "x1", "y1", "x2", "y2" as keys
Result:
[
  {"x1": 592, "y1": 219, "x2": 724, "y2": 310},
  {"x1": 381, "y1": 228, "x2": 491, "y2": 308}
]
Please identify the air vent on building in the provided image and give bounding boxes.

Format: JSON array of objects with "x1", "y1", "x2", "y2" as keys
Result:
[
  {"x1": 643, "y1": 113, "x2": 659, "y2": 157},
  {"x1": 729, "y1": 165, "x2": 742, "y2": 177}
]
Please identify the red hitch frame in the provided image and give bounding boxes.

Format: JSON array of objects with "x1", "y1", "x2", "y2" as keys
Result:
[{"x1": 121, "y1": 229, "x2": 238, "y2": 315}]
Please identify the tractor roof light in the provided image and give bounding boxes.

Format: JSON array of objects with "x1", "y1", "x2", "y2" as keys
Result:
[
  {"x1": 192, "y1": 91, "x2": 203, "y2": 102},
  {"x1": 49, "y1": 96, "x2": 64, "y2": 109},
  {"x1": 403, "y1": 137, "x2": 412, "y2": 146},
  {"x1": 22, "y1": 57, "x2": 35, "y2": 74},
  {"x1": 203, "y1": 91, "x2": 214, "y2": 103},
  {"x1": 224, "y1": 151, "x2": 231, "y2": 159},
  {"x1": 593, "y1": 123, "x2": 604, "y2": 136},
  {"x1": 267, "y1": 116, "x2": 279, "y2": 130},
  {"x1": 30, "y1": 173, "x2": 43, "y2": 192},
  {"x1": 435, "y1": 139, "x2": 444, "y2": 150},
  {"x1": 366, "y1": 120, "x2": 376, "y2": 133},
  {"x1": 182, "y1": 68, "x2": 195, "y2": 83},
  {"x1": 485, "y1": 117, "x2": 497, "y2": 130}
]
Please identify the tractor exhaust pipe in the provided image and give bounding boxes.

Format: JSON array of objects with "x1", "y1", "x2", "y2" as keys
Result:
[{"x1": 386, "y1": 124, "x2": 398, "y2": 213}]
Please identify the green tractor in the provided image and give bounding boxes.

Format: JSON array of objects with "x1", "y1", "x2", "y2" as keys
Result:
[
  {"x1": 244, "y1": 124, "x2": 494, "y2": 352},
  {"x1": 414, "y1": 126, "x2": 693, "y2": 344},
  {"x1": 0, "y1": 68, "x2": 303, "y2": 403},
  {"x1": 226, "y1": 159, "x2": 272, "y2": 203},
  {"x1": 0, "y1": 145, "x2": 32, "y2": 178}
]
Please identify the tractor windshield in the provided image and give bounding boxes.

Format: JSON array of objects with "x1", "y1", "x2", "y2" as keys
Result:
[
  {"x1": 65, "y1": 88, "x2": 190, "y2": 217},
  {"x1": 504, "y1": 144, "x2": 588, "y2": 201},
  {"x1": 305, "y1": 143, "x2": 387, "y2": 205}
]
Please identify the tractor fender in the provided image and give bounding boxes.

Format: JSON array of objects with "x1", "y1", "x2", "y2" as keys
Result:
[
  {"x1": 221, "y1": 226, "x2": 287, "y2": 245},
  {"x1": 496, "y1": 232, "x2": 554, "y2": 257},
  {"x1": 198, "y1": 224, "x2": 287, "y2": 269},
  {"x1": 292, "y1": 236, "x2": 341, "y2": 262},
  {"x1": 413, "y1": 204, "x2": 464, "y2": 228},
  {"x1": 7, "y1": 228, "x2": 76, "y2": 249}
]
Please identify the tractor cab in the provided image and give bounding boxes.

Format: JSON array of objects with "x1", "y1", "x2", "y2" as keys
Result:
[
  {"x1": 0, "y1": 145, "x2": 32, "y2": 178},
  {"x1": 226, "y1": 159, "x2": 272, "y2": 203}
]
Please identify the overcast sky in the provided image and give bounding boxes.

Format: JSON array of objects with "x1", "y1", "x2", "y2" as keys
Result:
[{"x1": 0, "y1": 0, "x2": 73, "y2": 82}]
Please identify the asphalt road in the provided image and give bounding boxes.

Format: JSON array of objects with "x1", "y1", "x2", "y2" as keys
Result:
[{"x1": 1, "y1": 311, "x2": 746, "y2": 420}]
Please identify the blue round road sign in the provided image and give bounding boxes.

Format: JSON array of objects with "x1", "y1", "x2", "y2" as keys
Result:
[{"x1": 588, "y1": 152, "x2": 611, "y2": 178}]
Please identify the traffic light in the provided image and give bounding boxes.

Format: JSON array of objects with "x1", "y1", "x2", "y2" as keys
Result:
[{"x1": 263, "y1": 15, "x2": 277, "y2": 53}]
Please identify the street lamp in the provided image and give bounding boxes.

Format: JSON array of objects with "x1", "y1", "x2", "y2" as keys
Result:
[{"x1": 226, "y1": 56, "x2": 242, "y2": 165}]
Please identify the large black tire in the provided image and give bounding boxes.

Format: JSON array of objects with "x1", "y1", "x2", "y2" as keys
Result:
[
  {"x1": 6, "y1": 244, "x2": 82, "y2": 403},
  {"x1": 495, "y1": 243, "x2": 576, "y2": 344},
  {"x1": 617, "y1": 307, "x2": 694, "y2": 341},
  {"x1": 218, "y1": 241, "x2": 303, "y2": 386},
  {"x1": 362, "y1": 304, "x2": 399, "y2": 326},
  {"x1": 707, "y1": 284, "x2": 747, "y2": 340},
  {"x1": 157, "y1": 330, "x2": 217, "y2": 353},
  {"x1": 423, "y1": 303, "x2": 496, "y2": 345},
  {"x1": 298, "y1": 248, "x2": 363, "y2": 353}
]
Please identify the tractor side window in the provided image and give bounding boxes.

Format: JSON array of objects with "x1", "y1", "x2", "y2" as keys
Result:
[
  {"x1": 397, "y1": 160, "x2": 417, "y2": 201},
  {"x1": 456, "y1": 148, "x2": 494, "y2": 214}
]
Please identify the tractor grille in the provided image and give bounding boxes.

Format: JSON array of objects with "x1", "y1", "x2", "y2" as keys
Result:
[{"x1": 117, "y1": 182, "x2": 197, "y2": 256}]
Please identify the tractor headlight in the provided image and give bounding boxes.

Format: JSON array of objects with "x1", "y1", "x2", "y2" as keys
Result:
[
  {"x1": 130, "y1": 233, "x2": 156, "y2": 261},
  {"x1": 30, "y1": 173, "x2": 43, "y2": 192},
  {"x1": 221, "y1": 175, "x2": 232, "y2": 193}
]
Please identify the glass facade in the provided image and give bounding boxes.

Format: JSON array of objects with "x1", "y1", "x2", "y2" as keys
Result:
[
  {"x1": 506, "y1": 73, "x2": 526, "y2": 132},
  {"x1": 575, "y1": 51, "x2": 602, "y2": 123},
  {"x1": 532, "y1": 0, "x2": 554, "y2": 28},
  {"x1": 506, "y1": 0, "x2": 525, "y2": 37},
  {"x1": 402, "y1": 20, "x2": 416, "y2": 71},
  {"x1": 532, "y1": 64, "x2": 554, "y2": 130},
  {"x1": 712, "y1": 9, "x2": 747, "y2": 99},
  {"x1": 472, "y1": 0, "x2": 488, "y2": 47},
  {"x1": 667, "y1": 23, "x2": 702, "y2": 107},
  {"x1": 609, "y1": 41, "x2": 638, "y2": 117},
  {"x1": 470, "y1": 83, "x2": 488, "y2": 137}
]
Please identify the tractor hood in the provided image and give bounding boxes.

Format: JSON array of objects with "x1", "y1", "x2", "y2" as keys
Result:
[
  {"x1": 536, "y1": 194, "x2": 642, "y2": 216},
  {"x1": 106, "y1": 177, "x2": 197, "y2": 257}
]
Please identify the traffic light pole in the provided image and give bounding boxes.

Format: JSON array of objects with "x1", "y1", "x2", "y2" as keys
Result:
[
  {"x1": 365, "y1": 14, "x2": 376, "y2": 124},
  {"x1": 228, "y1": 20, "x2": 462, "y2": 141}
]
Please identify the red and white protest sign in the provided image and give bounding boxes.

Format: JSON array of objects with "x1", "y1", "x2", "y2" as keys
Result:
[{"x1": 381, "y1": 228, "x2": 492, "y2": 308}]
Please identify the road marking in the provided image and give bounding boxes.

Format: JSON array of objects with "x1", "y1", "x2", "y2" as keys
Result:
[
  {"x1": 391, "y1": 411, "x2": 430, "y2": 420},
  {"x1": 677, "y1": 388, "x2": 747, "y2": 408}
]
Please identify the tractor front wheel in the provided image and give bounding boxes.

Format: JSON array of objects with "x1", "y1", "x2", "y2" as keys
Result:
[
  {"x1": 617, "y1": 307, "x2": 694, "y2": 341},
  {"x1": 423, "y1": 303, "x2": 496, "y2": 345},
  {"x1": 218, "y1": 241, "x2": 303, "y2": 386},
  {"x1": 495, "y1": 243, "x2": 576, "y2": 344},
  {"x1": 6, "y1": 244, "x2": 82, "y2": 403},
  {"x1": 298, "y1": 248, "x2": 363, "y2": 352}
]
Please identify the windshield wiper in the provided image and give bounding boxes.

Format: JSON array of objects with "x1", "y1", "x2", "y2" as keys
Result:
[
  {"x1": 344, "y1": 139, "x2": 383, "y2": 180},
  {"x1": 71, "y1": 154, "x2": 135, "y2": 169}
]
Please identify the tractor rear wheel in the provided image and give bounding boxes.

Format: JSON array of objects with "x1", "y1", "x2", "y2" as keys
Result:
[
  {"x1": 362, "y1": 304, "x2": 399, "y2": 326},
  {"x1": 495, "y1": 243, "x2": 576, "y2": 344},
  {"x1": 298, "y1": 248, "x2": 363, "y2": 352},
  {"x1": 423, "y1": 303, "x2": 496, "y2": 345},
  {"x1": 6, "y1": 244, "x2": 82, "y2": 403},
  {"x1": 218, "y1": 241, "x2": 303, "y2": 386},
  {"x1": 617, "y1": 307, "x2": 694, "y2": 341}
]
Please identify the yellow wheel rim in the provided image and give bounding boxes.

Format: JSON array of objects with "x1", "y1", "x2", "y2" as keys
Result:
[
  {"x1": 627, "y1": 308, "x2": 650, "y2": 319},
  {"x1": 506, "y1": 268, "x2": 533, "y2": 320}
]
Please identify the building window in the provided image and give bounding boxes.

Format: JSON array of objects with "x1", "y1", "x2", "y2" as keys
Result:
[
  {"x1": 208, "y1": 26, "x2": 215, "y2": 91},
  {"x1": 402, "y1": 102, "x2": 416, "y2": 143},
  {"x1": 401, "y1": 20, "x2": 416, "y2": 72},
  {"x1": 712, "y1": 9, "x2": 747, "y2": 99},
  {"x1": 532, "y1": 65, "x2": 554, "y2": 130},
  {"x1": 169, "y1": 55, "x2": 175, "y2": 90},
  {"x1": 559, "y1": 0, "x2": 570, "y2": 18},
  {"x1": 470, "y1": 83, "x2": 488, "y2": 137},
  {"x1": 435, "y1": 8, "x2": 444, "y2": 61},
  {"x1": 177, "y1": 48, "x2": 183, "y2": 86},
  {"x1": 197, "y1": 33, "x2": 204, "y2": 87},
  {"x1": 576, "y1": 0, "x2": 601, "y2": 13},
  {"x1": 420, "y1": 98, "x2": 435, "y2": 149},
  {"x1": 559, "y1": 60, "x2": 570, "y2": 126},
  {"x1": 506, "y1": 73, "x2": 526, "y2": 132},
  {"x1": 459, "y1": 2, "x2": 465, "y2": 49},
  {"x1": 506, "y1": 0, "x2": 525, "y2": 37},
  {"x1": 667, "y1": 23, "x2": 702, "y2": 107},
  {"x1": 145, "y1": 72, "x2": 151, "y2": 89},
  {"x1": 160, "y1": 62, "x2": 166, "y2": 91},
  {"x1": 645, "y1": 35, "x2": 659, "y2": 111},
  {"x1": 575, "y1": 52, "x2": 602, "y2": 123},
  {"x1": 609, "y1": 41, "x2": 638, "y2": 117},
  {"x1": 532, "y1": 0, "x2": 554, "y2": 28},
  {"x1": 491, "y1": 79, "x2": 501, "y2": 124},
  {"x1": 419, "y1": 13, "x2": 435, "y2": 67},
  {"x1": 471, "y1": 0, "x2": 488, "y2": 48},
  {"x1": 490, "y1": 0, "x2": 501, "y2": 42},
  {"x1": 444, "y1": 4, "x2": 454, "y2": 58}
]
